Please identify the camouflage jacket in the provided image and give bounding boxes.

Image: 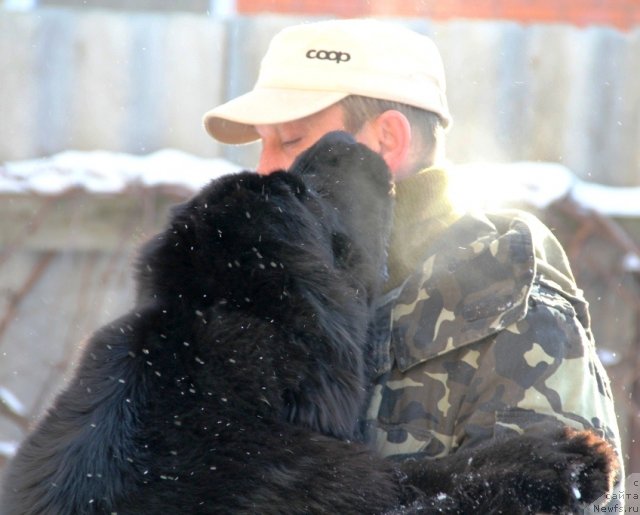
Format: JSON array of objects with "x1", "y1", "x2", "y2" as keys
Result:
[{"x1": 362, "y1": 208, "x2": 622, "y2": 468}]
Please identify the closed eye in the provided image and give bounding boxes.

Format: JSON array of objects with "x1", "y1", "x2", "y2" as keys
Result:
[{"x1": 282, "y1": 137, "x2": 302, "y2": 148}]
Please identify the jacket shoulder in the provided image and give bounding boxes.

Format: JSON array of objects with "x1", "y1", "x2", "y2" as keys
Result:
[{"x1": 390, "y1": 209, "x2": 582, "y2": 371}]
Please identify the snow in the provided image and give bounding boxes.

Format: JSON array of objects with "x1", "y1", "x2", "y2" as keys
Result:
[
  {"x1": 450, "y1": 161, "x2": 640, "y2": 218},
  {"x1": 0, "y1": 149, "x2": 242, "y2": 195},
  {"x1": 450, "y1": 161, "x2": 575, "y2": 211},
  {"x1": 623, "y1": 252, "x2": 640, "y2": 272},
  {"x1": 2, "y1": 151, "x2": 638, "y2": 219},
  {"x1": 0, "y1": 386, "x2": 27, "y2": 417},
  {"x1": 2, "y1": 0, "x2": 37, "y2": 11},
  {"x1": 571, "y1": 181, "x2": 640, "y2": 218},
  {"x1": 597, "y1": 349, "x2": 621, "y2": 367},
  {"x1": 0, "y1": 440, "x2": 18, "y2": 458},
  {"x1": 0, "y1": 387, "x2": 26, "y2": 458},
  {"x1": 572, "y1": 484, "x2": 582, "y2": 500}
]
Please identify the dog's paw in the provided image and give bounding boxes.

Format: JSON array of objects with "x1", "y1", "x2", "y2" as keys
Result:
[
  {"x1": 551, "y1": 427, "x2": 619, "y2": 506},
  {"x1": 506, "y1": 427, "x2": 619, "y2": 513},
  {"x1": 393, "y1": 426, "x2": 620, "y2": 514}
]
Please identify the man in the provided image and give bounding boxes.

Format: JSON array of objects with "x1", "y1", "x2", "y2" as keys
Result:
[{"x1": 202, "y1": 17, "x2": 622, "y2": 491}]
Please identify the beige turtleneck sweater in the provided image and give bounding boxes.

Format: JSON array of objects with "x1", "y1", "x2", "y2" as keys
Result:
[{"x1": 384, "y1": 167, "x2": 462, "y2": 292}]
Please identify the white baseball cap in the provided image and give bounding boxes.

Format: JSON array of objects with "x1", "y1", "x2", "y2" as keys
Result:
[{"x1": 203, "y1": 19, "x2": 452, "y2": 144}]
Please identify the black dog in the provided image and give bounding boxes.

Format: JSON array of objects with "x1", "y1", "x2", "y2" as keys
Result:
[{"x1": 1, "y1": 132, "x2": 617, "y2": 514}]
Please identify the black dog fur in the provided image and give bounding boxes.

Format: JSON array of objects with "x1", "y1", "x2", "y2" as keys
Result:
[{"x1": 1, "y1": 132, "x2": 618, "y2": 514}]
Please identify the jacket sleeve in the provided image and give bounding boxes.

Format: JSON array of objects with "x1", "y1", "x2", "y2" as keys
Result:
[{"x1": 454, "y1": 279, "x2": 621, "y2": 453}]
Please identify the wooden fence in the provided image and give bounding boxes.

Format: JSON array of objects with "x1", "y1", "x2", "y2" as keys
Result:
[{"x1": 1, "y1": 9, "x2": 639, "y2": 185}]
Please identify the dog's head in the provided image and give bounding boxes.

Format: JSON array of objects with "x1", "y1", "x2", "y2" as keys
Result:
[
  {"x1": 137, "y1": 132, "x2": 393, "y2": 313},
  {"x1": 290, "y1": 131, "x2": 394, "y2": 300}
]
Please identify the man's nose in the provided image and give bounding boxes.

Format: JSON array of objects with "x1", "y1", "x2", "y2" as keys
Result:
[{"x1": 256, "y1": 148, "x2": 292, "y2": 175}]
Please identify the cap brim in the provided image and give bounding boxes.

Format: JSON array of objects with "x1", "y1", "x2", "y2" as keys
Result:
[{"x1": 203, "y1": 88, "x2": 349, "y2": 144}]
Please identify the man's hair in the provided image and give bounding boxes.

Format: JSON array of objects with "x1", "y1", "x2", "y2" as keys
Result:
[{"x1": 338, "y1": 95, "x2": 445, "y2": 172}]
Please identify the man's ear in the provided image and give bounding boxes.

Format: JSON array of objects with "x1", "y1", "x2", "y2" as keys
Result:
[{"x1": 369, "y1": 110, "x2": 412, "y2": 179}]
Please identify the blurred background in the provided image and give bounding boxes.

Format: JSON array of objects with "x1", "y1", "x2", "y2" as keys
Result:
[{"x1": 1, "y1": 0, "x2": 639, "y2": 480}]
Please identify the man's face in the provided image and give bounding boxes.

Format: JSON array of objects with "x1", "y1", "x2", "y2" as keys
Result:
[{"x1": 255, "y1": 103, "x2": 378, "y2": 175}]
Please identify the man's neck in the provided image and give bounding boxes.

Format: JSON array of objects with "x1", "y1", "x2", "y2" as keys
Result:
[{"x1": 384, "y1": 167, "x2": 461, "y2": 292}]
